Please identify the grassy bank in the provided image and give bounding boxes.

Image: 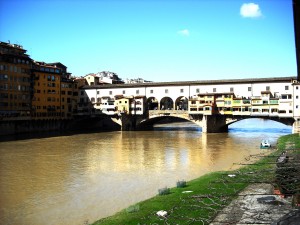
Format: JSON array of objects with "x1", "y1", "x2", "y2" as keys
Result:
[{"x1": 92, "y1": 134, "x2": 299, "y2": 225}]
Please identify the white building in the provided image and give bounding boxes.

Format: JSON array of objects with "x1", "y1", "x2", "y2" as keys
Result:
[{"x1": 80, "y1": 77, "x2": 300, "y2": 119}]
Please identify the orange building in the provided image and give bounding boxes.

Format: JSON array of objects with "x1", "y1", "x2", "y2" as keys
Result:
[
  {"x1": 0, "y1": 42, "x2": 33, "y2": 119},
  {"x1": 32, "y1": 62, "x2": 76, "y2": 119}
]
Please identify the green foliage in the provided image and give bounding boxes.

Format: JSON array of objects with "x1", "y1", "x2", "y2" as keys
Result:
[
  {"x1": 126, "y1": 204, "x2": 140, "y2": 213},
  {"x1": 158, "y1": 187, "x2": 170, "y2": 195},
  {"x1": 277, "y1": 134, "x2": 300, "y2": 151},
  {"x1": 176, "y1": 180, "x2": 187, "y2": 188}
]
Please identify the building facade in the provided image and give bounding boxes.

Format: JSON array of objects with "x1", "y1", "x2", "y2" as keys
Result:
[
  {"x1": 0, "y1": 42, "x2": 33, "y2": 119},
  {"x1": 32, "y1": 62, "x2": 76, "y2": 119},
  {"x1": 0, "y1": 42, "x2": 76, "y2": 121},
  {"x1": 82, "y1": 77, "x2": 300, "y2": 119}
]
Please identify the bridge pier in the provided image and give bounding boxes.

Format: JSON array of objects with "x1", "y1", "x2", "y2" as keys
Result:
[
  {"x1": 202, "y1": 115, "x2": 228, "y2": 133},
  {"x1": 293, "y1": 118, "x2": 300, "y2": 134},
  {"x1": 120, "y1": 114, "x2": 137, "y2": 131}
]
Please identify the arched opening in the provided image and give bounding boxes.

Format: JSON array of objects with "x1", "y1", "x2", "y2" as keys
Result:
[
  {"x1": 147, "y1": 97, "x2": 159, "y2": 110},
  {"x1": 228, "y1": 118, "x2": 292, "y2": 134},
  {"x1": 138, "y1": 116, "x2": 201, "y2": 131},
  {"x1": 160, "y1": 97, "x2": 174, "y2": 110},
  {"x1": 175, "y1": 96, "x2": 188, "y2": 110}
]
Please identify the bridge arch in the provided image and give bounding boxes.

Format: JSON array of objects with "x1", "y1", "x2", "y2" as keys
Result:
[
  {"x1": 175, "y1": 96, "x2": 188, "y2": 110},
  {"x1": 226, "y1": 117, "x2": 295, "y2": 127},
  {"x1": 137, "y1": 114, "x2": 202, "y2": 130},
  {"x1": 147, "y1": 97, "x2": 159, "y2": 110},
  {"x1": 160, "y1": 97, "x2": 174, "y2": 110}
]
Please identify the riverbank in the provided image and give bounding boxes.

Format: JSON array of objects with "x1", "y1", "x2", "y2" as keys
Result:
[
  {"x1": 92, "y1": 133, "x2": 299, "y2": 225},
  {"x1": 0, "y1": 116, "x2": 120, "y2": 137}
]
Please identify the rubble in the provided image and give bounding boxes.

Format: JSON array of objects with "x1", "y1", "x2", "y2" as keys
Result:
[{"x1": 210, "y1": 183, "x2": 294, "y2": 225}]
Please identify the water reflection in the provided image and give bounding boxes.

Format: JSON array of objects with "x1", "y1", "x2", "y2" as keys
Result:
[{"x1": 0, "y1": 119, "x2": 292, "y2": 225}]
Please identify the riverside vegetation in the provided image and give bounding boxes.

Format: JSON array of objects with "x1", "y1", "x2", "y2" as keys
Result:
[{"x1": 92, "y1": 134, "x2": 300, "y2": 225}]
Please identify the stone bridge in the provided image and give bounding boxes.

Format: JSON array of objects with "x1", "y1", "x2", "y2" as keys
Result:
[{"x1": 110, "y1": 110, "x2": 297, "y2": 133}]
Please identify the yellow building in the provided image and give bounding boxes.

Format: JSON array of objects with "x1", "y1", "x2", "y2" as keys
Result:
[
  {"x1": 32, "y1": 62, "x2": 61, "y2": 119},
  {"x1": 189, "y1": 93, "x2": 236, "y2": 115},
  {"x1": 0, "y1": 42, "x2": 33, "y2": 119},
  {"x1": 189, "y1": 93, "x2": 216, "y2": 115},
  {"x1": 54, "y1": 63, "x2": 75, "y2": 119},
  {"x1": 115, "y1": 96, "x2": 130, "y2": 114},
  {"x1": 32, "y1": 62, "x2": 75, "y2": 119}
]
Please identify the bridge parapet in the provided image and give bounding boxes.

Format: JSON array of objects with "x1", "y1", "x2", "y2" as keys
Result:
[
  {"x1": 149, "y1": 110, "x2": 190, "y2": 120},
  {"x1": 149, "y1": 109, "x2": 187, "y2": 115}
]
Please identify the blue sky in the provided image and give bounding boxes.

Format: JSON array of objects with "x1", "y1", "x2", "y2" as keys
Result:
[{"x1": 0, "y1": 0, "x2": 297, "y2": 82}]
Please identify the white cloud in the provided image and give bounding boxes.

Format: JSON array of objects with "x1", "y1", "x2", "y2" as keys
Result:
[
  {"x1": 240, "y1": 3, "x2": 262, "y2": 18},
  {"x1": 178, "y1": 29, "x2": 190, "y2": 36}
]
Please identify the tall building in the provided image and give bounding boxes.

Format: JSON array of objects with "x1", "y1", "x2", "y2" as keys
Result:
[
  {"x1": 32, "y1": 61, "x2": 76, "y2": 119},
  {"x1": 0, "y1": 42, "x2": 33, "y2": 119},
  {"x1": 57, "y1": 63, "x2": 77, "y2": 119}
]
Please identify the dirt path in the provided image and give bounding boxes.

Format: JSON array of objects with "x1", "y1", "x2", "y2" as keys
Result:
[{"x1": 210, "y1": 183, "x2": 295, "y2": 225}]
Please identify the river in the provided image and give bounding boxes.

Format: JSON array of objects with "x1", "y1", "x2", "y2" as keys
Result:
[{"x1": 0, "y1": 119, "x2": 291, "y2": 225}]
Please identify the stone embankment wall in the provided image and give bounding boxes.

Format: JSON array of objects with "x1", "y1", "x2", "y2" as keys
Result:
[{"x1": 0, "y1": 117, "x2": 120, "y2": 136}]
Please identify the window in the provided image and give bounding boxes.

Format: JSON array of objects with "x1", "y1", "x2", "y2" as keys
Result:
[
  {"x1": 109, "y1": 91, "x2": 112, "y2": 95},
  {"x1": 165, "y1": 89, "x2": 168, "y2": 94},
  {"x1": 230, "y1": 87, "x2": 234, "y2": 92},
  {"x1": 266, "y1": 86, "x2": 270, "y2": 91},
  {"x1": 180, "y1": 89, "x2": 184, "y2": 93},
  {"x1": 296, "y1": 86, "x2": 299, "y2": 90},
  {"x1": 136, "y1": 90, "x2": 139, "y2": 94},
  {"x1": 123, "y1": 90, "x2": 125, "y2": 94},
  {"x1": 285, "y1": 86, "x2": 289, "y2": 90},
  {"x1": 150, "y1": 90, "x2": 153, "y2": 94},
  {"x1": 213, "y1": 88, "x2": 216, "y2": 92},
  {"x1": 0, "y1": 74, "x2": 8, "y2": 80},
  {"x1": 97, "y1": 91, "x2": 100, "y2": 94},
  {"x1": 281, "y1": 94, "x2": 292, "y2": 99},
  {"x1": 196, "y1": 88, "x2": 200, "y2": 93}
]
